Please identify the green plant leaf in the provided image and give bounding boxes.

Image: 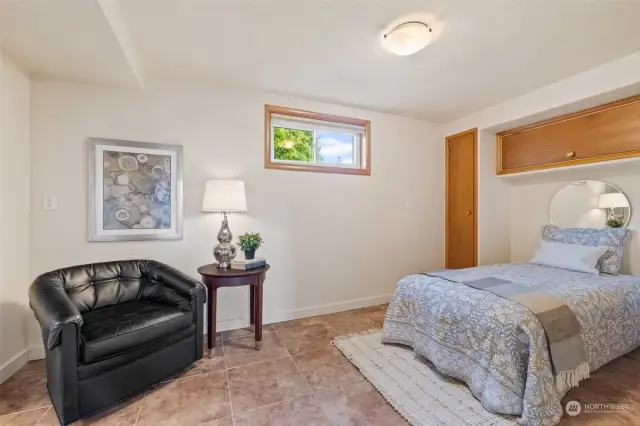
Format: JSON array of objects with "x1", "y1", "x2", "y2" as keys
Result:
[
  {"x1": 273, "y1": 127, "x2": 313, "y2": 162},
  {"x1": 238, "y1": 232, "x2": 263, "y2": 251}
]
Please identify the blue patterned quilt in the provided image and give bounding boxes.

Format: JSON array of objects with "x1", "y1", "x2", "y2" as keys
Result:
[{"x1": 382, "y1": 263, "x2": 640, "y2": 426}]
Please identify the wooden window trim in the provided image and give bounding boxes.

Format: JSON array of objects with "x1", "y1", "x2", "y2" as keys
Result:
[{"x1": 264, "y1": 104, "x2": 371, "y2": 176}]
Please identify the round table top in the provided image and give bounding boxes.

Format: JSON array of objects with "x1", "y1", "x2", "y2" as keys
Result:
[{"x1": 197, "y1": 264, "x2": 270, "y2": 277}]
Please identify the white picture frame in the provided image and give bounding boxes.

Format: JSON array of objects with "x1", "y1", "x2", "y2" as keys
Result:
[{"x1": 88, "y1": 138, "x2": 184, "y2": 241}]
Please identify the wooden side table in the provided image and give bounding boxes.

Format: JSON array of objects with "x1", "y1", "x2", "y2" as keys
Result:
[{"x1": 197, "y1": 264, "x2": 270, "y2": 358}]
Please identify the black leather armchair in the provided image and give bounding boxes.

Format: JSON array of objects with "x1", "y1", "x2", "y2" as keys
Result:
[{"x1": 29, "y1": 260, "x2": 205, "y2": 425}]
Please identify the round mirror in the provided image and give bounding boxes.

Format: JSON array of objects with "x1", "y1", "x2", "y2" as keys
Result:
[{"x1": 549, "y1": 180, "x2": 631, "y2": 228}]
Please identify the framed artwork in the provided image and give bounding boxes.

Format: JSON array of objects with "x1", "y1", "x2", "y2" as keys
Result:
[{"x1": 88, "y1": 138, "x2": 183, "y2": 241}]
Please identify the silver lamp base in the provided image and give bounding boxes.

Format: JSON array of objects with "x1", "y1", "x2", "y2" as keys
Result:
[
  {"x1": 213, "y1": 212, "x2": 237, "y2": 268},
  {"x1": 214, "y1": 243, "x2": 236, "y2": 269}
]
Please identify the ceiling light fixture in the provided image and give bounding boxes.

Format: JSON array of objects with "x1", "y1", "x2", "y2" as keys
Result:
[{"x1": 381, "y1": 21, "x2": 432, "y2": 56}]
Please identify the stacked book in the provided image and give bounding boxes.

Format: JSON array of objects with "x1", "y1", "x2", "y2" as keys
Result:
[{"x1": 230, "y1": 258, "x2": 267, "y2": 270}]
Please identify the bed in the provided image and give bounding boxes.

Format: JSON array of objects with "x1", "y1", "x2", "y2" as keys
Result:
[{"x1": 382, "y1": 262, "x2": 640, "y2": 426}]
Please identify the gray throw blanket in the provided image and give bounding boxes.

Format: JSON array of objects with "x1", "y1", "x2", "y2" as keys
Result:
[{"x1": 427, "y1": 269, "x2": 590, "y2": 391}]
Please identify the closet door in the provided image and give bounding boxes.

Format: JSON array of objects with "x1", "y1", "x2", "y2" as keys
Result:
[{"x1": 445, "y1": 129, "x2": 477, "y2": 269}]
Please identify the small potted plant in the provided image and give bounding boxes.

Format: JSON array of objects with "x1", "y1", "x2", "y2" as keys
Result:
[
  {"x1": 238, "y1": 232, "x2": 263, "y2": 260},
  {"x1": 606, "y1": 217, "x2": 624, "y2": 228}
]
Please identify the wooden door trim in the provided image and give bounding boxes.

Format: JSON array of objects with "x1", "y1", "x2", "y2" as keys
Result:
[{"x1": 445, "y1": 128, "x2": 478, "y2": 269}]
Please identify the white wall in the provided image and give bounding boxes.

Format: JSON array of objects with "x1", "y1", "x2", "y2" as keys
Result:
[
  {"x1": 0, "y1": 52, "x2": 31, "y2": 382},
  {"x1": 475, "y1": 129, "x2": 511, "y2": 265},
  {"x1": 27, "y1": 80, "x2": 444, "y2": 349},
  {"x1": 444, "y1": 50, "x2": 640, "y2": 275}
]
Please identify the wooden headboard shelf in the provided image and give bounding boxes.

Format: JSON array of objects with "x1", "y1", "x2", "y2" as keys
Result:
[{"x1": 496, "y1": 95, "x2": 640, "y2": 175}]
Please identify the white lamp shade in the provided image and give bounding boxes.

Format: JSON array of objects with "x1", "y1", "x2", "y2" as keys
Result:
[
  {"x1": 598, "y1": 193, "x2": 629, "y2": 209},
  {"x1": 202, "y1": 180, "x2": 247, "y2": 212}
]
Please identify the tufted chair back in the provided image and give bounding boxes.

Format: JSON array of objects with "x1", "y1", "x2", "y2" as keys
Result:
[{"x1": 38, "y1": 260, "x2": 170, "y2": 314}]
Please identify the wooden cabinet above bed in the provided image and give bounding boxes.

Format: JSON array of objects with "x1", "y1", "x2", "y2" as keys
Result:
[{"x1": 496, "y1": 95, "x2": 640, "y2": 175}]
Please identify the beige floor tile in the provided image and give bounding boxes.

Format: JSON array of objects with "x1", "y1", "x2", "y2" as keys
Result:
[
  {"x1": 15, "y1": 360, "x2": 47, "y2": 375},
  {"x1": 136, "y1": 371, "x2": 230, "y2": 426},
  {"x1": 233, "y1": 395, "x2": 331, "y2": 426},
  {"x1": 171, "y1": 342, "x2": 226, "y2": 379},
  {"x1": 598, "y1": 356, "x2": 640, "y2": 387},
  {"x1": 316, "y1": 311, "x2": 377, "y2": 336},
  {"x1": 198, "y1": 417, "x2": 234, "y2": 426},
  {"x1": 367, "y1": 318, "x2": 385, "y2": 328},
  {"x1": 75, "y1": 395, "x2": 142, "y2": 426},
  {"x1": 221, "y1": 325, "x2": 274, "y2": 341},
  {"x1": 315, "y1": 380, "x2": 408, "y2": 426},
  {"x1": 272, "y1": 317, "x2": 324, "y2": 331},
  {"x1": 222, "y1": 333, "x2": 289, "y2": 368},
  {"x1": 293, "y1": 347, "x2": 366, "y2": 393},
  {"x1": 30, "y1": 408, "x2": 60, "y2": 426},
  {"x1": 276, "y1": 324, "x2": 336, "y2": 355},
  {"x1": 0, "y1": 370, "x2": 51, "y2": 415},
  {"x1": 624, "y1": 347, "x2": 640, "y2": 363},
  {"x1": 0, "y1": 408, "x2": 48, "y2": 426},
  {"x1": 354, "y1": 304, "x2": 388, "y2": 316},
  {"x1": 34, "y1": 395, "x2": 142, "y2": 426},
  {"x1": 26, "y1": 408, "x2": 58, "y2": 426},
  {"x1": 227, "y1": 357, "x2": 311, "y2": 414},
  {"x1": 359, "y1": 309, "x2": 386, "y2": 327}
]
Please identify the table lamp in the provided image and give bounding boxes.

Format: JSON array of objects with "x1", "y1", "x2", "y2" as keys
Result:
[
  {"x1": 202, "y1": 180, "x2": 247, "y2": 268},
  {"x1": 598, "y1": 193, "x2": 629, "y2": 221}
]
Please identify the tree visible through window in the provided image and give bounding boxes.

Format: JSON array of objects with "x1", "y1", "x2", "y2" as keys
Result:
[
  {"x1": 265, "y1": 105, "x2": 371, "y2": 176},
  {"x1": 273, "y1": 127, "x2": 313, "y2": 162}
]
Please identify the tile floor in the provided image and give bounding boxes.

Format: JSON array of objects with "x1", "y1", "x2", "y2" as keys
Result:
[{"x1": 1, "y1": 304, "x2": 639, "y2": 425}]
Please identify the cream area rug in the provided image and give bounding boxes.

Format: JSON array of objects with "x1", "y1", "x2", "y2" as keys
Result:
[{"x1": 332, "y1": 331, "x2": 519, "y2": 426}]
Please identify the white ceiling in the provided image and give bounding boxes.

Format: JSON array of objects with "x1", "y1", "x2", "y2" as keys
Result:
[
  {"x1": 1, "y1": 0, "x2": 640, "y2": 121},
  {"x1": 0, "y1": 0, "x2": 141, "y2": 88}
]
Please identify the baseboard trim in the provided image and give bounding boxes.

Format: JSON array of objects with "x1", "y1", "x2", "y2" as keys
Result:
[
  {"x1": 272, "y1": 293, "x2": 392, "y2": 323},
  {"x1": 23, "y1": 293, "x2": 393, "y2": 363},
  {"x1": 215, "y1": 293, "x2": 392, "y2": 332},
  {"x1": 0, "y1": 349, "x2": 30, "y2": 384},
  {"x1": 28, "y1": 345, "x2": 45, "y2": 361}
]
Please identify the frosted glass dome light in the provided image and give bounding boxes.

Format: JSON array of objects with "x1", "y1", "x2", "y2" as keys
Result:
[{"x1": 381, "y1": 21, "x2": 432, "y2": 56}]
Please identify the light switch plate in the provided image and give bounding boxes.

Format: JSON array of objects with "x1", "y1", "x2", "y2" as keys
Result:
[
  {"x1": 405, "y1": 198, "x2": 413, "y2": 209},
  {"x1": 43, "y1": 195, "x2": 57, "y2": 210}
]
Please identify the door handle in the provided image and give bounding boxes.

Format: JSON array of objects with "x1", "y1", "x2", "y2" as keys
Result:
[{"x1": 465, "y1": 210, "x2": 472, "y2": 215}]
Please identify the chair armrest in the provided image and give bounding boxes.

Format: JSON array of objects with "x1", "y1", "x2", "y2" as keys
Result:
[
  {"x1": 146, "y1": 262, "x2": 207, "y2": 305},
  {"x1": 29, "y1": 275, "x2": 83, "y2": 351}
]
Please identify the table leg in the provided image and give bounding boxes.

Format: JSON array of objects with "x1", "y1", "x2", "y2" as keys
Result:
[
  {"x1": 249, "y1": 286, "x2": 255, "y2": 327},
  {"x1": 253, "y1": 284, "x2": 263, "y2": 350},
  {"x1": 208, "y1": 288, "x2": 217, "y2": 358}
]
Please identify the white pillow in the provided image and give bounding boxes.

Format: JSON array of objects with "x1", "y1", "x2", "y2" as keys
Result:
[{"x1": 530, "y1": 240, "x2": 609, "y2": 275}]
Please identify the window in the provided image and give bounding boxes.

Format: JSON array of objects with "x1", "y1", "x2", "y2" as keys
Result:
[{"x1": 264, "y1": 105, "x2": 371, "y2": 175}]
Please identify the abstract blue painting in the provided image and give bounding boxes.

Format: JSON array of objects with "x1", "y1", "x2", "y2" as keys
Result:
[
  {"x1": 89, "y1": 138, "x2": 183, "y2": 241},
  {"x1": 102, "y1": 150, "x2": 172, "y2": 230}
]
